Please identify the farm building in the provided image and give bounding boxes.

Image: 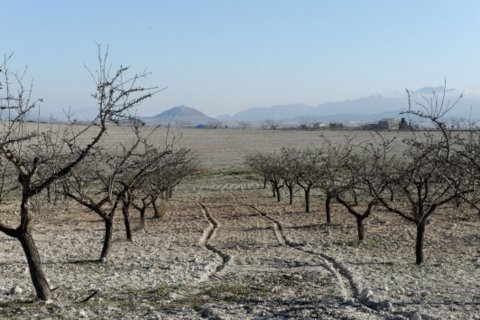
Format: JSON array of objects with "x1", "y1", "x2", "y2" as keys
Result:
[{"x1": 377, "y1": 118, "x2": 399, "y2": 130}]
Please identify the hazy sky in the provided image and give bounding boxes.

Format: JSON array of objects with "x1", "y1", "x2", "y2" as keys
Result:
[{"x1": 2, "y1": 0, "x2": 480, "y2": 117}]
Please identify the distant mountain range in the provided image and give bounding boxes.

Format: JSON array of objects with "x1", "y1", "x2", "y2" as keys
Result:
[
  {"x1": 218, "y1": 88, "x2": 480, "y2": 126},
  {"x1": 46, "y1": 87, "x2": 480, "y2": 127},
  {"x1": 219, "y1": 96, "x2": 404, "y2": 123}
]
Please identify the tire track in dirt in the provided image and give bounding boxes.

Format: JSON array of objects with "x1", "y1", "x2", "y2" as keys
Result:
[
  {"x1": 249, "y1": 205, "x2": 420, "y2": 319},
  {"x1": 249, "y1": 205, "x2": 359, "y2": 301},
  {"x1": 199, "y1": 202, "x2": 231, "y2": 281}
]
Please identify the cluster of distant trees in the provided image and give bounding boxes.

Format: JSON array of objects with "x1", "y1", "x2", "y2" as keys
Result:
[
  {"x1": 246, "y1": 85, "x2": 480, "y2": 266},
  {"x1": 0, "y1": 48, "x2": 196, "y2": 301}
]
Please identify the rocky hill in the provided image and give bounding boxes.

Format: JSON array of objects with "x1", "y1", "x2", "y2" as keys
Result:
[{"x1": 141, "y1": 105, "x2": 218, "y2": 127}]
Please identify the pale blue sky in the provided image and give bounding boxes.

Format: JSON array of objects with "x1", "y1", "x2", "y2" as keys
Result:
[{"x1": 2, "y1": 0, "x2": 480, "y2": 117}]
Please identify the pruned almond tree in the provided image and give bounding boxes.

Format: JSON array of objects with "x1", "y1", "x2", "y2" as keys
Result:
[
  {"x1": 0, "y1": 48, "x2": 158, "y2": 300},
  {"x1": 372, "y1": 134, "x2": 467, "y2": 264},
  {"x1": 123, "y1": 143, "x2": 197, "y2": 230},
  {"x1": 63, "y1": 124, "x2": 173, "y2": 259},
  {"x1": 279, "y1": 147, "x2": 299, "y2": 205},
  {"x1": 295, "y1": 148, "x2": 323, "y2": 213},
  {"x1": 315, "y1": 136, "x2": 354, "y2": 224},
  {"x1": 334, "y1": 149, "x2": 381, "y2": 242},
  {"x1": 144, "y1": 147, "x2": 197, "y2": 219},
  {"x1": 245, "y1": 152, "x2": 284, "y2": 202},
  {"x1": 449, "y1": 128, "x2": 480, "y2": 216},
  {"x1": 369, "y1": 84, "x2": 471, "y2": 264},
  {"x1": 245, "y1": 152, "x2": 269, "y2": 190}
]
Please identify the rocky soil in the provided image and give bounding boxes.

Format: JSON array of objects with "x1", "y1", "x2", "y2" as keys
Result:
[{"x1": 0, "y1": 172, "x2": 479, "y2": 319}]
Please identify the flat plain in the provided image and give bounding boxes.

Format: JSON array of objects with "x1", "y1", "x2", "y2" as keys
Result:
[{"x1": 0, "y1": 127, "x2": 479, "y2": 320}]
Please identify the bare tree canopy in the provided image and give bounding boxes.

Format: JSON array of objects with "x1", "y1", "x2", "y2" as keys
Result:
[
  {"x1": 245, "y1": 82, "x2": 477, "y2": 265},
  {"x1": 0, "y1": 48, "x2": 160, "y2": 300}
]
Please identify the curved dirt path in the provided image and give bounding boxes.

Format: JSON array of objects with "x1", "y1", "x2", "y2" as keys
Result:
[
  {"x1": 249, "y1": 204, "x2": 427, "y2": 320},
  {"x1": 197, "y1": 200, "x2": 413, "y2": 319},
  {"x1": 198, "y1": 202, "x2": 231, "y2": 281},
  {"x1": 250, "y1": 205, "x2": 359, "y2": 300}
]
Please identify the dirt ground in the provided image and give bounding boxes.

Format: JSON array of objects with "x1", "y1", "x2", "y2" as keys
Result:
[{"x1": 0, "y1": 170, "x2": 479, "y2": 319}]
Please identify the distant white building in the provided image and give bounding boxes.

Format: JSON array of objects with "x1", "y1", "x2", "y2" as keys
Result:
[
  {"x1": 312, "y1": 122, "x2": 329, "y2": 129},
  {"x1": 377, "y1": 118, "x2": 399, "y2": 130}
]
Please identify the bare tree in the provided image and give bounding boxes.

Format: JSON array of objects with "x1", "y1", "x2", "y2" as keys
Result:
[
  {"x1": 0, "y1": 47, "x2": 158, "y2": 300},
  {"x1": 129, "y1": 145, "x2": 197, "y2": 228},
  {"x1": 246, "y1": 152, "x2": 284, "y2": 201},
  {"x1": 453, "y1": 131, "x2": 480, "y2": 216},
  {"x1": 64, "y1": 124, "x2": 173, "y2": 259},
  {"x1": 245, "y1": 152, "x2": 269, "y2": 189},
  {"x1": 295, "y1": 148, "x2": 323, "y2": 213},
  {"x1": 248, "y1": 148, "x2": 324, "y2": 212},
  {"x1": 265, "y1": 153, "x2": 285, "y2": 202},
  {"x1": 369, "y1": 83, "x2": 470, "y2": 264},
  {"x1": 279, "y1": 147, "x2": 299, "y2": 205},
  {"x1": 334, "y1": 150, "x2": 381, "y2": 241},
  {"x1": 315, "y1": 136, "x2": 354, "y2": 224}
]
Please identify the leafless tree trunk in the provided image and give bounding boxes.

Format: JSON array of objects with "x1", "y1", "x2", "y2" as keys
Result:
[
  {"x1": 325, "y1": 193, "x2": 333, "y2": 224},
  {"x1": 272, "y1": 181, "x2": 283, "y2": 202},
  {"x1": 287, "y1": 185, "x2": 294, "y2": 205},
  {"x1": 151, "y1": 196, "x2": 161, "y2": 219},
  {"x1": 131, "y1": 196, "x2": 150, "y2": 229},
  {"x1": 18, "y1": 228, "x2": 51, "y2": 300},
  {"x1": 121, "y1": 197, "x2": 133, "y2": 242},
  {"x1": 100, "y1": 218, "x2": 114, "y2": 263},
  {"x1": 299, "y1": 185, "x2": 312, "y2": 213},
  {"x1": 415, "y1": 219, "x2": 426, "y2": 265},
  {"x1": 336, "y1": 195, "x2": 376, "y2": 242},
  {"x1": 355, "y1": 216, "x2": 365, "y2": 242},
  {"x1": 139, "y1": 202, "x2": 147, "y2": 229}
]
